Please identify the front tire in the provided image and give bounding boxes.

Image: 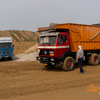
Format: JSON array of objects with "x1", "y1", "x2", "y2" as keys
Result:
[
  {"x1": 62, "y1": 57, "x2": 75, "y2": 71},
  {"x1": 8, "y1": 57, "x2": 13, "y2": 60}
]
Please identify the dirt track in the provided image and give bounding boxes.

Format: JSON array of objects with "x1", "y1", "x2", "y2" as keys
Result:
[{"x1": 0, "y1": 61, "x2": 100, "y2": 100}]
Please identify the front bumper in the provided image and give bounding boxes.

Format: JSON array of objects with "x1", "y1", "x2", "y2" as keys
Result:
[
  {"x1": 37, "y1": 56, "x2": 57, "y2": 65},
  {"x1": 0, "y1": 54, "x2": 14, "y2": 59}
]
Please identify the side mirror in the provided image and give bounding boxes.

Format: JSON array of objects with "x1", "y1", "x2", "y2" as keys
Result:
[
  {"x1": 13, "y1": 44, "x2": 14, "y2": 47},
  {"x1": 58, "y1": 41, "x2": 61, "y2": 45},
  {"x1": 37, "y1": 37, "x2": 39, "y2": 43},
  {"x1": 58, "y1": 35, "x2": 61, "y2": 45}
]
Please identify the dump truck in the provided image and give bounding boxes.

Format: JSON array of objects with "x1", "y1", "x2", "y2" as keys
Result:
[
  {"x1": 0, "y1": 37, "x2": 14, "y2": 60},
  {"x1": 37, "y1": 23, "x2": 100, "y2": 71}
]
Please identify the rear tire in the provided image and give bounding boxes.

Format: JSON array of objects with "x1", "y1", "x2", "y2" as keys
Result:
[
  {"x1": 88, "y1": 53, "x2": 99, "y2": 66},
  {"x1": 62, "y1": 57, "x2": 75, "y2": 71}
]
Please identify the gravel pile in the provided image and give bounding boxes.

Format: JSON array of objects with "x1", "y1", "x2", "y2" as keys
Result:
[{"x1": 14, "y1": 52, "x2": 38, "y2": 61}]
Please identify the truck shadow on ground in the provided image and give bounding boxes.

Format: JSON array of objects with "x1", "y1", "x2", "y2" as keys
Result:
[
  {"x1": 42, "y1": 61, "x2": 89, "y2": 72},
  {"x1": 42, "y1": 66, "x2": 64, "y2": 72},
  {"x1": 0, "y1": 56, "x2": 20, "y2": 62}
]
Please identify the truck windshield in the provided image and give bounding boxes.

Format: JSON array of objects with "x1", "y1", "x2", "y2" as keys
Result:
[
  {"x1": 39, "y1": 36, "x2": 57, "y2": 45},
  {"x1": 0, "y1": 43, "x2": 13, "y2": 48}
]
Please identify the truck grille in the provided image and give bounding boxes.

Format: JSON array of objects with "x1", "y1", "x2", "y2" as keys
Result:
[
  {"x1": 39, "y1": 50, "x2": 50, "y2": 55},
  {"x1": 40, "y1": 57, "x2": 49, "y2": 62},
  {"x1": 3, "y1": 51, "x2": 9, "y2": 55}
]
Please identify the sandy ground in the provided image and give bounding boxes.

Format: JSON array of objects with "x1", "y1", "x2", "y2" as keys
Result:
[{"x1": 0, "y1": 60, "x2": 100, "y2": 100}]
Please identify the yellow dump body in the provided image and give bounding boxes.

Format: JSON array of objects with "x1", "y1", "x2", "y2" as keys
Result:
[{"x1": 38, "y1": 23, "x2": 100, "y2": 52}]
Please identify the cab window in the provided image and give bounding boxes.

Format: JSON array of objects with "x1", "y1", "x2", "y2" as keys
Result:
[
  {"x1": 61, "y1": 35, "x2": 67, "y2": 42},
  {"x1": 58, "y1": 35, "x2": 67, "y2": 45}
]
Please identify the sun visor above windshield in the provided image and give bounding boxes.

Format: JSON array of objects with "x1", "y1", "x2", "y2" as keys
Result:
[
  {"x1": 40, "y1": 32, "x2": 59, "y2": 37},
  {"x1": 38, "y1": 27, "x2": 56, "y2": 32},
  {"x1": 0, "y1": 37, "x2": 12, "y2": 43}
]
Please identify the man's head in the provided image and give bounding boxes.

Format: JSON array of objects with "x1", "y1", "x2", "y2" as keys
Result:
[{"x1": 78, "y1": 45, "x2": 82, "y2": 50}]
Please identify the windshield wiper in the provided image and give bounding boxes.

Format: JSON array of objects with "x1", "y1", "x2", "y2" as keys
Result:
[
  {"x1": 41, "y1": 44, "x2": 45, "y2": 46},
  {"x1": 46, "y1": 43, "x2": 51, "y2": 45}
]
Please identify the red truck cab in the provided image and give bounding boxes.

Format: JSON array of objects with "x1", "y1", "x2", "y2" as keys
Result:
[{"x1": 37, "y1": 31, "x2": 75, "y2": 70}]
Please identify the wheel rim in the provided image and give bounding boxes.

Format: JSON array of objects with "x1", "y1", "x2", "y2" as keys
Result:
[
  {"x1": 67, "y1": 60, "x2": 73, "y2": 68},
  {"x1": 94, "y1": 56, "x2": 99, "y2": 64}
]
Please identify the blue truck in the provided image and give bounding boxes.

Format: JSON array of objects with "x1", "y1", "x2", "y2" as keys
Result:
[{"x1": 0, "y1": 37, "x2": 14, "y2": 60}]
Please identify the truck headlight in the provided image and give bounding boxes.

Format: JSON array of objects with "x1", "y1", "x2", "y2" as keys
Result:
[
  {"x1": 38, "y1": 57, "x2": 40, "y2": 60},
  {"x1": 11, "y1": 55, "x2": 14, "y2": 57},
  {"x1": 51, "y1": 58, "x2": 54, "y2": 61}
]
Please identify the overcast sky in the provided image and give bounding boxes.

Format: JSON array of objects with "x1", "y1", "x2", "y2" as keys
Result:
[{"x1": 0, "y1": 0, "x2": 100, "y2": 31}]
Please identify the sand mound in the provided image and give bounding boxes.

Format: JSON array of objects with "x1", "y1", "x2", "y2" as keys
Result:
[
  {"x1": 14, "y1": 51, "x2": 38, "y2": 61},
  {"x1": 24, "y1": 43, "x2": 38, "y2": 54}
]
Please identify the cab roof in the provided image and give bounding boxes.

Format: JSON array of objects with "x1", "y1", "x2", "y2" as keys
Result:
[{"x1": 38, "y1": 23, "x2": 100, "y2": 32}]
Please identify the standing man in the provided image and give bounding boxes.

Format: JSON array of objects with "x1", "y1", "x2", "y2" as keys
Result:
[{"x1": 76, "y1": 45, "x2": 84, "y2": 73}]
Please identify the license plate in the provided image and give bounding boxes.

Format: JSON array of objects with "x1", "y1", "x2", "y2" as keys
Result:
[
  {"x1": 5, "y1": 56, "x2": 8, "y2": 58},
  {"x1": 43, "y1": 63, "x2": 47, "y2": 66}
]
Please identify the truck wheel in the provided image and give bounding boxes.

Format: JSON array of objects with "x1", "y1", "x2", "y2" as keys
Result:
[
  {"x1": 62, "y1": 57, "x2": 75, "y2": 71},
  {"x1": 45, "y1": 64, "x2": 55, "y2": 69},
  {"x1": 99, "y1": 54, "x2": 100, "y2": 63},
  {"x1": 8, "y1": 57, "x2": 13, "y2": 60},
  {"x1": 88, "y1": 53, "x2": 99, "y2": 66}
]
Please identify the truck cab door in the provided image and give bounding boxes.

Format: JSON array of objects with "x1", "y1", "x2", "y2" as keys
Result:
[{"x1": 57, "y1": 33, "x2": 70, "y2": 57}]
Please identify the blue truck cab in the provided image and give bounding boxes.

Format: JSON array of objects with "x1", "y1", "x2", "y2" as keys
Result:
[{"x1": 0, "y1": 37, "x2": 14, "y2": 60}]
